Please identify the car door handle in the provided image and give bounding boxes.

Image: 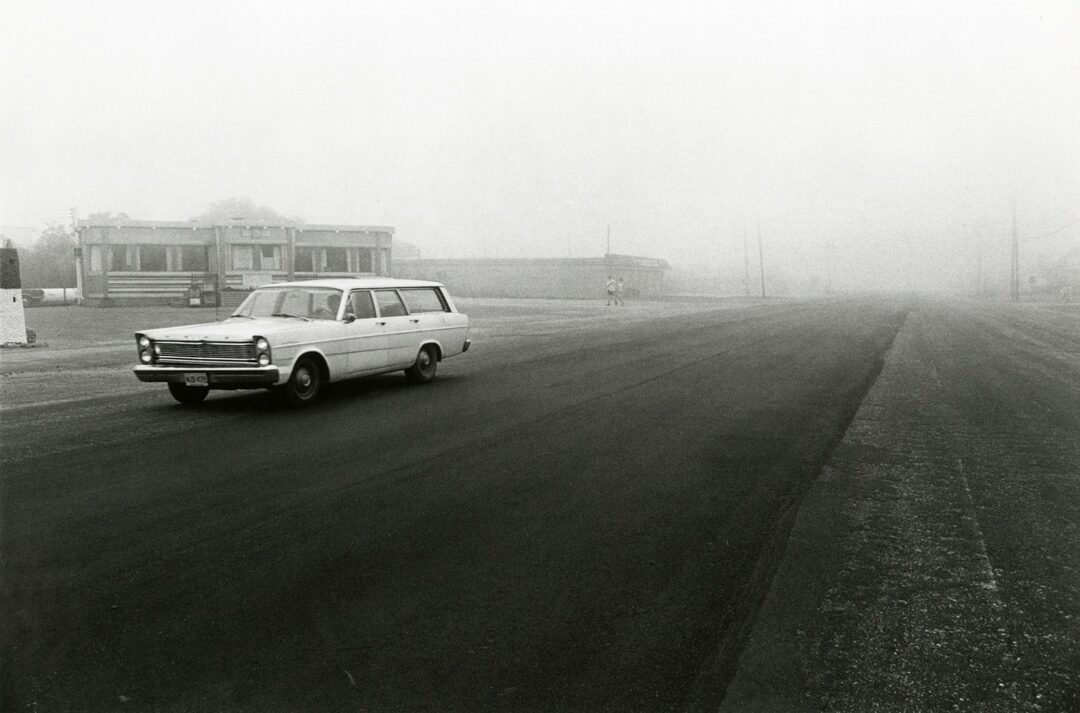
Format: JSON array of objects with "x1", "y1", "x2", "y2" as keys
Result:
[
  {"x1": 409, "y1": 318, "x2": 420, "y2": 323},
  {"x1": 375, "y1": 320, "x2": 386, "y2": 326}
]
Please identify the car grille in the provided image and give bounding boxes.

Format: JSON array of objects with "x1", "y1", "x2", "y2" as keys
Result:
[{"x1": 155, "y1": 340, "x2": 256, "y2": 365}]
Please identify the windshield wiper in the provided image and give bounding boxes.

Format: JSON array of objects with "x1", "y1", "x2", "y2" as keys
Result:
[
  {"x1": 270, "y1": 312, "x2": 311, "y2": 321},
  {"x1": 226, "y1": 314, "x2": 255, "y2": 320}
]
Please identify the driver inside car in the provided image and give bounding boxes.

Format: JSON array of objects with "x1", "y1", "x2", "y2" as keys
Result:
[{"x1": 313, "y1": 293, "x2": 340, "y2": 319}]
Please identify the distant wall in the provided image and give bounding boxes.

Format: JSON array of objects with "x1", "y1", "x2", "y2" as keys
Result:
[{"x1": 392, "y1": 255, "x2": 669, "y2": 299}]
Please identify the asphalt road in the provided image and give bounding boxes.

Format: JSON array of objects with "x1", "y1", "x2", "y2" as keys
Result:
[
  {"x1": 11, "y1": 294, "x2": 1067, "y2": 713},
  {"x1": 1, "y1": 297, "x2": 909, "y2": 712}
]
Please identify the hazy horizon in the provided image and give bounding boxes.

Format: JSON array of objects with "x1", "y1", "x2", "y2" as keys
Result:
[{"x1": 3, "y1": 0, "x2": 1078, "y2": 291}]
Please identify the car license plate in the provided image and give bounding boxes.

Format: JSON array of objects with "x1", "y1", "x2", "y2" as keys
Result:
[{"x1": 184, "y1": 373, "x2": 209, "y2": 386}]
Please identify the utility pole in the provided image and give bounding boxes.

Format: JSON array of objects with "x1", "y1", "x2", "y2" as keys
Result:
[
  {"x1": 974, "y1": 225, "x2": 983, "y2": 297},
  {"x1": 1011, "y1": 205, "x2": 1020, "y2": 302},
  {"x1": 742, "y1": 222, "x2": 751, "y2": 296},
  {"x1": 71, "y1": 207, "x2": 84, "y2": 304},
  {"x1": 606, "y1": 224, "x2": 611, "y2": 256},
  {"x1": 757, "y1": 220, "x2": 766, "y2": 298},
  {"x1": 825, "y1": 240, "x2": 836, "y2": 293}
]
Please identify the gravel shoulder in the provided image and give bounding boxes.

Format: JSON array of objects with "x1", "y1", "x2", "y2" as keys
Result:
[{"x1": 721, "y1": 299, "x2": 1080, "y2": 712}]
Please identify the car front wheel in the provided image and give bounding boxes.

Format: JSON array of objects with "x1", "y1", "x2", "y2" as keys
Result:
[
  {"x1": 405, "y1": 345, "x2": 438, "y2": 384},
  {"x1": 168, "y1": 382, "x2": 209, "y2": 405},
  {"x1": 285, "y1": 356, "x2": 324, "y2": 406}
]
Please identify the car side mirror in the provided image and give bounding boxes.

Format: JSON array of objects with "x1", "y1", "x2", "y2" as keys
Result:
[{"x1": 344, "y1": 312, "x2": 356, "y2": 323}]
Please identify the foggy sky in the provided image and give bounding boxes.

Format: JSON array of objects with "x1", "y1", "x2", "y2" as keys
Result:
[{"x1": 2, "y1": 0, "x2": 1078, "y2": 291}]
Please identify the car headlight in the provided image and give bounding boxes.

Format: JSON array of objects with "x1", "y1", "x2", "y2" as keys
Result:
[
  {"x1": 139, "y1": 350, "x2": 153, "y2": 363},
  {"x1": 138, "y1": 335, "x2": 151, "y2": 349},
  {"x1": 254, "y1": 336, "x2": 271, "y2": 366}
]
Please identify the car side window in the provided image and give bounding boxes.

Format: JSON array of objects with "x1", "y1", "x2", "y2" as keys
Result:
[
  {"x1": 348, "y1": 291, "x2": 376, "y2": 320},
  {"x1": 374, "y1": 290, "x2": 407, "y2": 318},
  {"x1": 400, "y1": 287, "x2": 449, "y2": 313}
]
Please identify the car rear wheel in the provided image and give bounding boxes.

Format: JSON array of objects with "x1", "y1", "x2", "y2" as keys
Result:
[
  {"x1": 168, "y1": 382, "x2": 209, "y2": 405},
  {"x1": 286, "y1": 356, "x2": 324, "y2": 406},
  {"x1": 405, "y1": 345, "x2": 438, "y2": 384}
]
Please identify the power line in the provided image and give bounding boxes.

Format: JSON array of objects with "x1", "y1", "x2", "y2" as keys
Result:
[
  {"x1": 1023, "y1": 196, "x2": 1080, "y2": 233},
  {"x1": 1024, "y1": 216, "x2": 1080, "y2": 241}
]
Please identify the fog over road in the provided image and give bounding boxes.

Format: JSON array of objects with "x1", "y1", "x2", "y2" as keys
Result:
[{"x1": 2, "y1": 297, "x2": 1077, "y2": 712}]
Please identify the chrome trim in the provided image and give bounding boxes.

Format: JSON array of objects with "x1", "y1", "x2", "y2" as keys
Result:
[
  {"x1": 133, "y1": 365, "x2": 279, "y2": 387},
  {"x1": 153, "y1": 339, "x2": 257, "y2": 365}
]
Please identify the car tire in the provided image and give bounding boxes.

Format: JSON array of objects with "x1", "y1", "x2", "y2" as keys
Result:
[
  {"x1": 286, "y1": 356, "x2": 324, "y2": 406},
  {"x1": 405, "y1": 345, "x2": 438, "y2": 384},
  {"x1": 168, "y1": 382, "x2": 209, "y2": 405}
]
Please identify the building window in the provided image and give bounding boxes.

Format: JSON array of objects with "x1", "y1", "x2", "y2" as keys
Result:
[
  {"x1": 110, "y1": 245, "x2": 133, "y2": 271},
  {"x1": 89, "y1": 245, "x2": 103, "y2": 271},
  {"x1": 232, "y1": 245, "x2": 254, "y2": 270},
  {"x1": 325, "y1": 247, "x2": 347, "y2": 272},
  {"x1": 294, "y1": 248, "x2": 315, "y2": 272},
  {"x1": 139, "y1": 245, "x2": 167, "y2": 271},
  {"x1": 180, "y1": 245, "x2": 209, "y2": 272},
  {"x1": 258, "y1": 244, "x2": 282, "y2": 271},
  {"x1": 356, "y1": 248, "x2": 373, "y2": 273}
]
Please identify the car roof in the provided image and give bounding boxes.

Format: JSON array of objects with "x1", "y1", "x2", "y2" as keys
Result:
[{"x1": 256, "y1": 277, "x2": 445, "y2": 290}]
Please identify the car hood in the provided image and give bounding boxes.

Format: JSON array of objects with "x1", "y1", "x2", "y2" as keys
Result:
[{"x1": 140, "y1": 317, "x2": 310, "y2": 342}]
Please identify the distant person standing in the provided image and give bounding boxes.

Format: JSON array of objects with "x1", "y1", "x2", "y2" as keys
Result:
[
  {"x1": 606, "y1": 276, "x2": 618, "y2": 306},
  {"x1": 616, "y1": 278, "x2": 625, "y2": 306}
]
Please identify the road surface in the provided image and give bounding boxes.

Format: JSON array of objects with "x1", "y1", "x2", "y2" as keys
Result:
[{"x1": 2, "y1": 297, "x2": 1076, "y2": 712}]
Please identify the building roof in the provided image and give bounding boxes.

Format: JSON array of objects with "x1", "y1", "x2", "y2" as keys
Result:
[
  {"x1": 76, "y1": 219, "x2": 394, "y2": 233},
  {"x1": 605, "y1": 253, "x2": 671, "y2": 269}
]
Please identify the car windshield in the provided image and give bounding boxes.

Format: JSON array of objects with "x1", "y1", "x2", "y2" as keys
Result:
[{"x1": 232, "y1": 286, "x2": 344, "y2": 321}]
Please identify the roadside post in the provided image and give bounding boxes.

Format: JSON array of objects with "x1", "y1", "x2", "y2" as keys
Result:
[{"x1": 0, "y1": 244, "x2": 30, "y2": 345}]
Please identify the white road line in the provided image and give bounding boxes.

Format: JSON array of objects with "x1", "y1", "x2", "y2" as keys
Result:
[{"x1": 956, "y1": 457, "x2": 1001, "y2": 595}]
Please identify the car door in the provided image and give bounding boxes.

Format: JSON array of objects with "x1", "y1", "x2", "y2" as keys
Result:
[
  {"x1": 398, "y1": 286, "x2": 449, "y2": 337},
  {"x1": 373, "y1": 289, "x2": 419, "y2": 367},
  {"x1": 344, "y1": 290, "x2": 389, "y2": 374}
]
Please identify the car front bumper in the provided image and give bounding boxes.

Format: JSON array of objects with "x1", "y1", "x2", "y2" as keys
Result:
[{"x1": 133, "y1": 365, "x2": 280, "y2": 388}]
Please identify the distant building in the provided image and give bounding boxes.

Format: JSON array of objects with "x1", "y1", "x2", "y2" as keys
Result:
[
  {"x1": 76, "y1": 219, "x2": 393, "y2": 306},
  {"x1": 392, "y1": 253, "x2": 670, "y2": 299}
]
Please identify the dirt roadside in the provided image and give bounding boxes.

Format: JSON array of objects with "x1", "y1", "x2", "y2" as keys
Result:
[{"x1": 720, "y1": 300, "x2": 1080, "y2": 712}]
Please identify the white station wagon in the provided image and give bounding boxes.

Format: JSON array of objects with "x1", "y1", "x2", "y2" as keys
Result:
[{"x1": 134, "y1": 278, "x2": 470, "y2": 406}]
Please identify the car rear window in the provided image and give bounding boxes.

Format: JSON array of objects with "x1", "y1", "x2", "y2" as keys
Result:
[{"x1": 400, "y1": 287, "x2": 448, "y2": 313}]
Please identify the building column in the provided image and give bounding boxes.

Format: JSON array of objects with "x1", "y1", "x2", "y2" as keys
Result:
[
  {"x1": 213, "y1": 226, "x2": 225, "y2": 292},
  {"x1": 74, "y1": 226, "x2": 85, "y2": 304},
  {"x1": 286, "y1": 227, "x2": 295, "y2": 281}
]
